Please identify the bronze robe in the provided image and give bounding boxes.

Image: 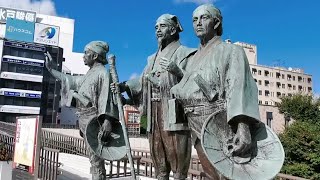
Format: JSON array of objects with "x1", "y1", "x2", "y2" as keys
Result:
[
  {"x1": 55, "y1": 63, "x2": 119, "y2": 132},
  {"x1": 127, "y1": 40, "x2": 196, "y2": 132},
  {"x1": 171, "y1": 36, "x2": 261, "y2": 141}
]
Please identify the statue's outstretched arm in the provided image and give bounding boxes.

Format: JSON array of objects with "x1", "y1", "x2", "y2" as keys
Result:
[{"x1": 44, "y1": 51, "x2": 67, "y2": 82}]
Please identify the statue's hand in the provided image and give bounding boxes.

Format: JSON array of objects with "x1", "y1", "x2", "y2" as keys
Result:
[
  {"x1": 44, "y1": 51, "x2": 53, "y2": 71},
  {"x1": 98, "y1": 119, "x2": 112, "y2": 145},
  {"x1": 110, "y1": 82, "x2": 119, "y2": 94},
  {"x1": 231, "y1": 122, "x2": 251, "y2": 156},
  {"x1": 144, "y1": 73, "x2": 160, "y2": 88},
  {"x1": 159, "y1": 57, "x2": 182, "y2": 77}
]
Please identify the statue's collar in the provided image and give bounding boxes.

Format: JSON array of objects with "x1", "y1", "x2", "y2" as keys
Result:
[
  {"x1": 89, "y1": 63, "x2": 104, "y2": 70},
  {"x1": 199, "y1": 36, "x2": 222, "y2": 51},
  {"x1": 159, "y1": 40, "x2": 181, "y2": 54}
]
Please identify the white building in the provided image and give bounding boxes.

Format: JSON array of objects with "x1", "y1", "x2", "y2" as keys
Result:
[
  {"x1": 35, "y1": 14, "x2": 88, "y2": 75},
  {"x1": 0, "y1": 7, "x2": 87, "y2": 123}
]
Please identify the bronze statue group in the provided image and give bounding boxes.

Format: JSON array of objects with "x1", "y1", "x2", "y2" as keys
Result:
[{"x1": 45, "y1": 4, "x2": 285, "y2": 180}]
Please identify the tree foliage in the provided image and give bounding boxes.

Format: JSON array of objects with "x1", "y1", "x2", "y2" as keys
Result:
[
  {"x1": 279, "y1": 121, "x2": 320, "y2": 179},
  {"x1": 277, "y1": 94, "x2": 320, "y2": 123},
  {"x1": 277, "y1": 94, "x2": 320, "y2": 179},
  {"x1": 140, "y1": 115, "x2": 147, "y2": 134}
]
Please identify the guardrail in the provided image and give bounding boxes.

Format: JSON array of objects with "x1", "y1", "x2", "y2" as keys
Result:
[
  {"x1": 38, "y1": 147, "x2": 61, "y2": 180},
  {"x1": 0, "y1": 121, "x2": 310, "y2": 180}
]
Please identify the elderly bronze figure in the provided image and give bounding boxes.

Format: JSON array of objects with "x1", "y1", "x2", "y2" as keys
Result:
[
  {"x1": 170, "y1": 4, "x2": 284, "y2": 180},
  {"x1": 115, "y1": 14, "x2": 196, "y2": 180}
]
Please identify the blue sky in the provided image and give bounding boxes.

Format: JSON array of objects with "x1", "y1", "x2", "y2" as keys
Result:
[{"x1": 2, "y1": 0, "x2": 319, "y2": 94}]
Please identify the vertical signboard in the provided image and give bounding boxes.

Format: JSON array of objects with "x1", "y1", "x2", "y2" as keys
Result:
[
  {"x1": 34, "y1": 23, "x2": 60, "y2": 46},
  {"x1": 5, "y1": 17, "x2": 35, "y2": 43},
  {"x1": 12, "y1": 116, "x2": 42, "y2": 179}
]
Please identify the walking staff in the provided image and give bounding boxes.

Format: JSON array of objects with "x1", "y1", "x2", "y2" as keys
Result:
[{"x1": 108, "y1": 54, "x2": 137, "y2": 180}]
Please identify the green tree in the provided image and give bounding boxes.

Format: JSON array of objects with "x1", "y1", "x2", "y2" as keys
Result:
[
  {"x1": 140, "y1": 115, "x2": 147, "y2": 134},
  {"x1": 276, "y1": 94, "x2": 320, "y2": 123},
  {"x1": 277, "y1": 94, "x2": 320, "y2": 179},
  {"x1": 279, "y1": 121, "x2": 320, "y2": 179}
]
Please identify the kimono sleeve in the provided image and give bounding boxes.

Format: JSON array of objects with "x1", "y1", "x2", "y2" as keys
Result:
[
  {"x1": 225, "y1": 45, "x2": 261, "y2": 125},
  {"x1": 96, "y1": 71, "x2": 119, "y2": 120}
]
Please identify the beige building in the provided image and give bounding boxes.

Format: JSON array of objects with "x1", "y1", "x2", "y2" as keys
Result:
[
  {"x1": 250, "y1": 64, "x2": 313, "y2": 106},
  {"x1": 234, "y1": 41, "x2": 313, "y2": 134}
]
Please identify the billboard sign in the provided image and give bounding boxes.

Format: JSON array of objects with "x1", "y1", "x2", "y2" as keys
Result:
[
  {"x1": 34, "y1": 23, "x2": 60, "y2": 46},
  {"x1": 0, "y1": 7, "x2": 36, "y2": 23},
  {"x1": 13, "y1": 116, "x2": 42, "y2": 177},
  {"x1": 5, "y1": 17, "x2": 35, "y2": 43}
]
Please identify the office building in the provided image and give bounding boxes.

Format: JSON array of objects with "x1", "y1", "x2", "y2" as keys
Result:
[
  {"x1": 0, "y1": 7, "x2": 69, "y2": 123},
  {"x1": 234, "y1": 41, "x2": 313, "y2": 133}
]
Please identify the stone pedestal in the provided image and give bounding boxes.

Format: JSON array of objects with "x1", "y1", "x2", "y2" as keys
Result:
[{"x1": 0, "y1": 161, "x2": 12, "y2": 180}]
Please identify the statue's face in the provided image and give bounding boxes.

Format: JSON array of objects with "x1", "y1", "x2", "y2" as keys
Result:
[
  {"x1": 155, "y1": 21, "x2": 173, "y2": 44},
  {"x1": 192, "y1": 9, "x2": 215, "y2": 38},
  {"x1": 83, "y1": 49, "x2": 95, "y2": 67}
]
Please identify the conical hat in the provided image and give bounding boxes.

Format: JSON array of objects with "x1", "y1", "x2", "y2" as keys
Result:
[
  {"x1": 85, "y1": 116, "x2": 126, "y2": 161},
  {"x1": 201, "y1": 109, "x2": 285, "y2": 180}
]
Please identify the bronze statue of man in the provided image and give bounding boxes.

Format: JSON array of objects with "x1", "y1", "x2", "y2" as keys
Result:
[
  {"x1": 116, "y1": 14, "x2": 196, "y2": 180},
  {"x1": 45, "y1": 41, "x2": 118, "y2": 180},
  {"x1": 170, "y1": 4, "x2": 261, "y2": 179}
]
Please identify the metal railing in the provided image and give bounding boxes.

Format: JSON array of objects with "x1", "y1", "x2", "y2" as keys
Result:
[
  {"x1": 0, "y1": 121, "x2": 311, "y2": 180},
  {"x1": 42, "y1": 129, "x2": 88, "y2": 156},
  {"x1": 0, "y1": 132, "x2": 61, "y2": 180},
  {"x1": 38, "y1": 147, "x2": 61, "y2": 180}
]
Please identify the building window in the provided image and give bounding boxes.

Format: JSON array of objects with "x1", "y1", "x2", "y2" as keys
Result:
[
  {"x1": 276, "y1": 82, "x2": 281, "y2": 89},
  {"x1": 276, "y1": 72, "x2": 281, "y2": 79},
  {"x1": 282, "y1": 74, "x2": 285, "y2": 79},
  {"x1": 264, "y1": 70, "x2": 269, "y2": 77},
  {"x1": 265, "y1": 80, "x2": 270, "y2": 87},
  {"x1": 259, "y1": 90, "x2": 262, "y2": 95},
  {"x1": 265, "y1": 90, "x2": 270, "y2": 97},
  {"x1": 266, "y1": 112, "x2": 273, "y2": 128},
  {"x1": 293, "y1": 76, "x2": 295, "y2": 81},
  {"x1": 293, "y1": 85, "x2": 296, "y2": 90},
  {"x1": 277, "y1": 92, "x2": 281, "y2": 97},
  {"x1": 288, "y1": 84, "x2": 292, "y2": 90},
  {"x1": 254, "y1": 79, "x2": 257, "y2": 82},
  {"x1": 258, "y1": 70, "x2": 261, "y2": 75},
  {"x1": 298, "y1": 85, "x2": 303, "y2": 91},
  {"x1": 265, "y1": 101, "x2": 268, "y2": 105},
  {"x1": 308, "y1": 78, "x2": 312, "y2": 84},
  {"x1": 258, "y1": 80, "x2": 262, "y2": 85},
  {"x1": 298, "y1": 76, "x2": 302, "y2": 82},
  {"x1": 282, "y1": 84, "x2": 285, "y2": 89},
  {"x1": 287, "y1": 74, "x2": 292, "y2": 81},
  {"x1": 252, "y1": 68, "x2": 257, "y2": 75},
  {"x1": 308, "y1": 87, "x2": 312, "y2": 93},
  {"x1": 258, "y1": 100, "x2": 262, "y2": 104}
]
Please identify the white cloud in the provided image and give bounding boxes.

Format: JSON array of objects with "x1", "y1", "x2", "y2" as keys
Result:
[
  {"x1": 129, "y1": 73, "x2": 139, "y2": 80},
  {"x1": 174, "y1": 0, "x2": 216, "y2": 5},
  {"x1": 0, "y1": 0, "x2": 57, "y2": 16}
]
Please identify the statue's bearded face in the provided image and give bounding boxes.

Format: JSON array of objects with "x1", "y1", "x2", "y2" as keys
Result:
[
  {"x1": 192, "y1": 9, "x2": 215, "y2": 39},
  {"x1": 155, "y1": 21, "x2": 173, "y2": 44},
  {"x1": 83, "y1": 49, "x2": 95, "y2": 67}
]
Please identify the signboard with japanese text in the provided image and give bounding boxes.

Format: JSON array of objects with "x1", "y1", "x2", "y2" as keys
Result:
[
  {"x1": 13, "y1": 116, "x2": 42, "y2": 178},
  {"x1": 4, "y1": 40, "x2": 46, "y2": 52},
  {"x1": 5, "y1": 17, "x2": 35, "y2": 43},
  {"x1": 34, "y1": 23, "x2": 60, "y2": 46},
  {"x1": 0, "y1": 7, "x2": 36, "y2": 23}
]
